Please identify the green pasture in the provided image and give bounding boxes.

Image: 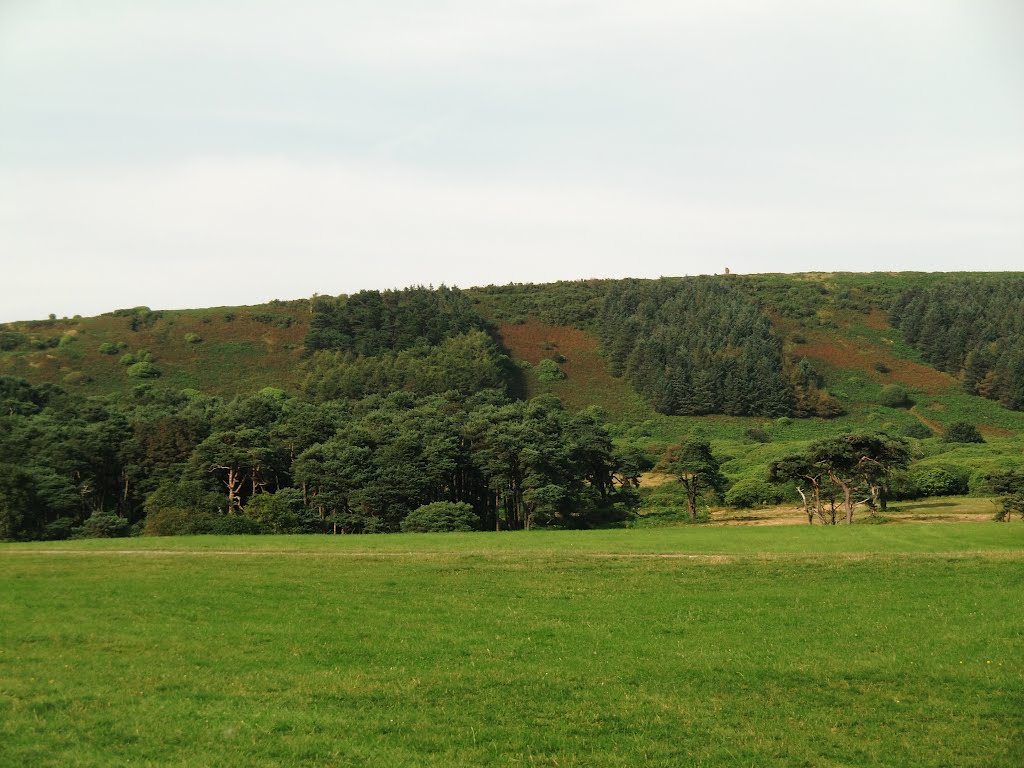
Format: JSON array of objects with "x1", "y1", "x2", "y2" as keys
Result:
[{"x1": 3, "y1": 525, "x2": 1023, "y2": 767}]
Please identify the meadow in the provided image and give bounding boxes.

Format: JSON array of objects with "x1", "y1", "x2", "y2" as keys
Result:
[{"x1": 3, "y1": 524, "x2": 1023, "y2": 767}]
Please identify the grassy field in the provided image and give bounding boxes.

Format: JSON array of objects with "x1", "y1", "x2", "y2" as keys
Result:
[{"x1": 3, "y1": 525, "x2": 1023, "y2": 766}]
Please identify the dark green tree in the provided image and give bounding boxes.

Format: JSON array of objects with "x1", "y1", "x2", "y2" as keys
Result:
[
  {"x1": 943, "y1": 422, "x2": 984, "y2": 444},
  {"x1": 806, "y1": 433, "x2": 910, "y2": 523},
  {"x1": 989, "y1": 470, "x2": 1024, "y2": 522},
  {"x1": 657, "y1": 436, "x2": 727, "y2": 521}
]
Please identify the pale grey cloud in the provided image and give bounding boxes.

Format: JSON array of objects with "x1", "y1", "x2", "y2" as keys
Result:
[{"x1": 1, "y1": 1, "x2": 1021, "y2": 321}]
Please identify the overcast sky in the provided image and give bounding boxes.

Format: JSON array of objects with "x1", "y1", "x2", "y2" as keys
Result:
[{"x1": 1, "y1": 1, "x2": 1022, "y2": 321}]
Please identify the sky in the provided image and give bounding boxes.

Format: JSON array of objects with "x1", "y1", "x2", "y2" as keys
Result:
[{"x1": 1, "y1": 0, "x2": 1022, "y2": 322}]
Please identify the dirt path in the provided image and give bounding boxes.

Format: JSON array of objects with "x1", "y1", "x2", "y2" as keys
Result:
[{"x1": 4, "y1": 548, "x2": 1022, "y2": 562}]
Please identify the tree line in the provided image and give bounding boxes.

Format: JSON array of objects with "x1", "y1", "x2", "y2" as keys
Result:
[
  {"x1": 890, "y1": 276, "x2": 1024, "y2": 410},
  {"x1": 598, "y1": 277, "x2": 839, "y2": 418},
  {"x1": 305, "y1": 285, "x2": 486, "y2": 356},
  {"x1": 0, "y1": 376, "x2": 642, "y2": 540}
]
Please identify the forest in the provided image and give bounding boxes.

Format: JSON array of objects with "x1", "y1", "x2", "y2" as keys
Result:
[{"x1": 890, "y1": 275, "x2": 1024, "y2": 410}]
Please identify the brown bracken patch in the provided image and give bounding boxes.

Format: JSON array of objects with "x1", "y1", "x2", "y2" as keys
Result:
[
  {"x1": 794, "y1": 336, "x2": 956, "y2": 395},
  {"x1": 496, "y1": 320, "x2": 598, "y2": 365},
  {"x1": 496, "y1": 319, "x2": 646, "y2": 415}
]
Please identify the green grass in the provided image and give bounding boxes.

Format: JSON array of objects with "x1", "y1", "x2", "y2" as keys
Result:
[
  {"x1": 916, "y1": 394, "x2": 1024, "y2": 433},
  {"x1": 3, "y1": 526, "x2": 1023, "y2": 766}
]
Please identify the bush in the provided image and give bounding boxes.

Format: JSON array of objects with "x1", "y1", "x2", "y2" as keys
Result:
[
  {"x1": 143, "y1": 507, "x2": 206, "y2": 536},
  {"x1": 744, "y1": 427, "x2": 771, "y2": 443},
  {"x1": 184, "y1": 332, "x2": 202, "y2": 344},
  {"x1": 401, "y1": 502, "x2": 479, "y2": 533},
  {"x1": 42, "y1": 517, "x2": 76, "y2": 541},
  {"x1": 126, "y1": 362, "x2": 161, "y2": 379},
  {"x1": 72, "y1": 512, "x2": 131, "y2": 539},
  {"x1": 146, "y1": 507, "x2": 266, "y2": 536},
  {"x1": 725, "y1": 478, "x2": 786, "y2": 508},
  {"x1": 179, "y1": 514, "x2": 266, "y2": 535},
  {"x1": 910, "y1": 467, "x2": 968, "y2": 497},
  {"x1": 535, "y1": 359, "x2": 566, "y2": 382},
  {"x1": 62, "y1": 371, "x2": 90, "y2": 385},
  {"x1": 142, "y1": 479, "x2": 227, "y2": 534},
  {"x1": 0, "y1": 330, "x2": 28, "y2": 351},
  {"x1": 120, "y1": 350, "x2": 153, "y2": 366},
  {"x1": 244, "y1": 490, "x2": 310, "y2": 534},
  {"x1": 879, "y1": 384, "x2": 911, "y2": 408},
  {"x1": 943, "y1": 421, "x2": 984, "y2": 444},
  {"x1": 97, "y1": 342, "x2": 121, "y2": 355},
  {"x1": 901, "y1": 422, "x2": 933, "y2": 439},
  {"x1": 32, "y1": 336, "x2": 60, "y2": 349}
]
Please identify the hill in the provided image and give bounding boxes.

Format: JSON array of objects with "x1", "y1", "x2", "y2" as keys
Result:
[{"x1": 2, "y1": 272, "x2": 1024, "y2": 540}]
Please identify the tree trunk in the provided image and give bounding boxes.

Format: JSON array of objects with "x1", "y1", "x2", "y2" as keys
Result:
[
  {"x1": 796, "y1": 486, "x2": 811, "y2": 524},
  {"x1": 683, "y1": 478, "x2": 697, "y2": 521}
]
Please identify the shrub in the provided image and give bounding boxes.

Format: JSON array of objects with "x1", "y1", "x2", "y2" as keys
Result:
[
  {"x1": 0, "y1": 330, "x2": 28, "y2": 351},
  {"x1": 874, "y1": 362, "x2": 891, "y2": 374},
  {"x1": 901, "y1": 422, "x2": 932, "y2": 439},
  {"x1": 943, "y1": 421, "x2": 984, "y2": 444},
  {"x1": 910, "y1": 467, "x2": 968, "y2": 497},
  {"x1": 97, "y1": 342, "x2": 120, "y2": 355},
  {"x1": 62, "y1": 371, "x2": 90, "y2": 385},
  {"x1": 72, "y1": 512, "x2": 131, "y2": 539},
  {"x1": 251, "y1": 313, "x2": 274, "y2": 324},
  {"x1": 32, "y1": 336, "x2": 60, "y2": 349},
  {"x1": 143, "y1": 480, "x2": 225, "y2": 521},
  {"x1": 535, "y1": 359, "x2": 566, "y2": 382},
  {"x1": 120, "y1": 350, "x2": 153, "y2": 366},
  {"x1": 879, "y1": 384, "x2": 911, "y2": 408},
  {"x1": 401, "y1": 502, "x2": 479, "y2": 533},
  {"x1": 179, "y1": 514, "x2": 266, "y2": 535},
  {"x1": 42, "y1": 517, "x2": 76, "y2": 541},
  {"x1": 244, "y1": 490, "x2": 310, "y2": 534},
  {"x1": 744, "y1": 427, "x2": 771, "y2": 443},
  {"x1": 725, "y1": 478, "x2": 786, "y2": 508},
  {"x1": 126, "y1": 362, "x2": 161, "y2": 379},
  {"x1": 143, "y1": 507, "x2": 205, "y2": 536},
  {"x1": 637, "y1": 482, "x2": 712, "y2": 523},
  {"x1": 145, "y1": 507, "x2": 266, "y2": 536},
  {"x1": 57, "y1": 334, "x2": 77, "y2": 348},
  {"x1": 184, "y1": 332, "x2": 202, "y2": 344}
]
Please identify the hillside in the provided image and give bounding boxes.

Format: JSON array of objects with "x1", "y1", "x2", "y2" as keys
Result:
[
  {"x1": 2, "y1": 272, "x2": 1024, "y2": 541},
  {"x1": 0, "y1": 300, "x2": 310, "y2": 398}
]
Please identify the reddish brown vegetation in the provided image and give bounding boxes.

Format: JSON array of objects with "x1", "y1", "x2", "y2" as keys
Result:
[
  {"x1": 792, "y1": 336, "x2": 956, "y2": 395},
  {"x1": 496, "y1": 319, "x2": 646, "y2": 415}
]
